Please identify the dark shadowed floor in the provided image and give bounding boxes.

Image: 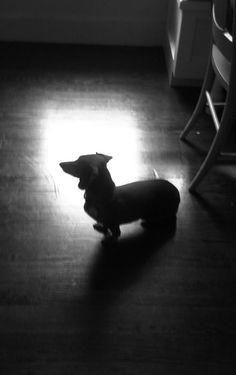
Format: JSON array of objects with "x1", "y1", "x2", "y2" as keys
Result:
[{"x1": 0, "y1": 42, "x2": 236, "y2": 375}]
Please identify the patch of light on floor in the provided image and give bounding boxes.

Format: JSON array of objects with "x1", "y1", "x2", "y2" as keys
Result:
[{"x1": 40, "y1": 107, "x2": 143, "y2": 207}]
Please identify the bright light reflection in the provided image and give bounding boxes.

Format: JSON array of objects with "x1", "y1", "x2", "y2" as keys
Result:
[
  {"x1": 40, "y1": 107, "x2": 185, "y2": 218},
  {"x1": 41, "y1": 108, "x2": 142, "y2": 209}
]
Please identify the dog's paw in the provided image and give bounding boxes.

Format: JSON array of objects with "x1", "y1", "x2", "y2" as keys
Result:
[
  {"x1": 101, "y1": 234, "x2": 118, "y2": 247},
  {"x1": 93, "y1": 223, "x2": 108, "y2": 235}
]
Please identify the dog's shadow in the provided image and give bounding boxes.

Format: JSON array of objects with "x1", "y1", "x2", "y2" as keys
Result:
[
  {"x1": 88, "y1": 220, "x2": 177, "y2": 293},
  {"x1": 70, "y1": 222, "x2": 176, "y2": 360}
]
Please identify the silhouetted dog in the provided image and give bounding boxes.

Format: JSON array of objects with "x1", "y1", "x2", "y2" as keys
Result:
[{"x1": 60, "y1": 153, "x2": 180, "y2": 243}]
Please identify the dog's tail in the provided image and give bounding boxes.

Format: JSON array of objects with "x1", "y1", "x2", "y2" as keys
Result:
[{"x1": 152, "y1": 168, "x2": 159, "y2": 179}]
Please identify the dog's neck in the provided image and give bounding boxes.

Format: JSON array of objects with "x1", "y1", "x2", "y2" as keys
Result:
[{"x1": 85, "y1": 167, "x2": 115, "y2": 203}]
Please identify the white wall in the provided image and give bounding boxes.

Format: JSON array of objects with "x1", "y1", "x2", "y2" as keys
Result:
[{"x1": 0, "y1": 0, "x2": 169, "y2": 46}]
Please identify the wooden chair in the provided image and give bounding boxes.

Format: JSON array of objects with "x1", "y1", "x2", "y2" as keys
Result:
[{"x1": 180, "y1": 0, "x2": 236, "y2": 192}]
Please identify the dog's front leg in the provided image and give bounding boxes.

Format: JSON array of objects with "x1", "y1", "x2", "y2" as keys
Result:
[
  {"x1": 102, "y1": 223, "x2": 121, "y2": 245},
  {"x1": 110, "y1": 224, "x2": 121, "y2": 239},
  {"x1": 84, "y1": 202, "x2": 98, "y2": 220},
  {"x1": 84, "y1": 202, "x2": 109, "y2": 235}
]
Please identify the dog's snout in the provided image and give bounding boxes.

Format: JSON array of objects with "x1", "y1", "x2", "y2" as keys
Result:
[
  {"x1": 59, "y1": 161, "x2": 80, "y2": 178},
  {"x1": 59, "y1": 162, "x2": 68, "y2": 171}
]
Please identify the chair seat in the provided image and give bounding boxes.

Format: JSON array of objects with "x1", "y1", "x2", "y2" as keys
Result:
[{"x1": 212, "y1": 44, "x2": 231, "y2": 89}]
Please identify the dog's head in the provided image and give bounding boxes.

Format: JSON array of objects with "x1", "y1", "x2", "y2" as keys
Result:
[{"x1": 60, "y1": 153, "x2": 112, "y2": 190}]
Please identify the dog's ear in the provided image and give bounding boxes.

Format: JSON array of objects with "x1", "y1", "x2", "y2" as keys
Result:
[
  {"x1": 96, "y1": 152, "x2": 112, "y2": 164},
  {"x1": 88, "y1": 165, "x2": 99, "y2": 184}
]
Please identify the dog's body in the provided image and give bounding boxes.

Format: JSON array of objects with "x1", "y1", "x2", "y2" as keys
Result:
[{"x1": 60, "y1": 153, "x2": 180, "y2": 242}]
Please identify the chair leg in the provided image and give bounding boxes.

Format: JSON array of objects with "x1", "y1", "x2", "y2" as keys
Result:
[
  {"x1": 180, "y1": 57, "x2": 215, "y2": 140},
  {"x1": 189, "y1": 112, "x2": 233, "y2": 192}
]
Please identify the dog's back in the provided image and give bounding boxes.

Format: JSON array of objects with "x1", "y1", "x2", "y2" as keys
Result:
[{"x1": 104, "y1": 179, "x2": 180, "y2": 225}]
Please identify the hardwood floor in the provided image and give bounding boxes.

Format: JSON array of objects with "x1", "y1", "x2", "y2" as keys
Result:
[{"x1": 0, "y1": 42, "x2": 236, "y2": 375}]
